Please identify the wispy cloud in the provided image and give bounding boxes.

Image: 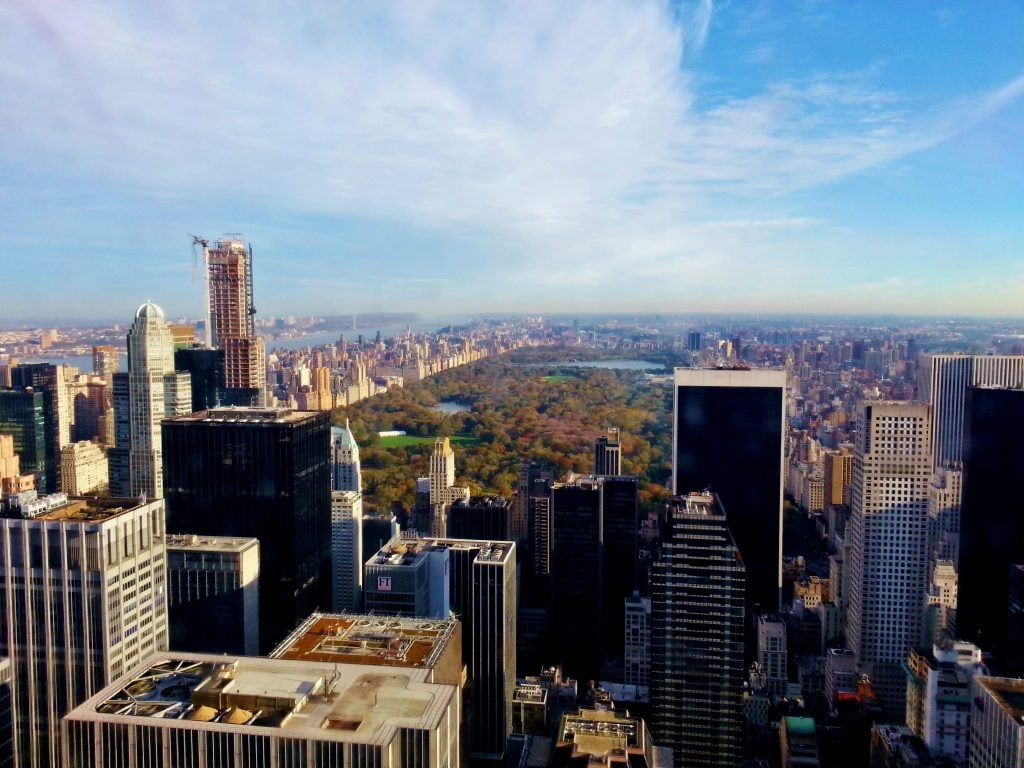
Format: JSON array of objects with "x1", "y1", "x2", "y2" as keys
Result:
[{"x1": 0, "y1": 0, "x2": 1021, "y2": 316}]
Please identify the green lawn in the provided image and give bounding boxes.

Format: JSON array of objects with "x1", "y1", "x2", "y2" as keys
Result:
[
  {"x1": 543, "y1": 374, "x2": 573, "y2": 383},
  {"x1": 378, "y1": 434, "x2": 481, "y2": 447}
]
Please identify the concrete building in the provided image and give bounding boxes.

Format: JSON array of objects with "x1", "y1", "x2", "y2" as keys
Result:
[
  {"x1": 162, "y1": 407, "x2": 331, "y2": 653},
  {"x1": 0, "y1": 493, "x2": 168, "y2": 768},
  {"x1": 428, "y1": 437, "x2": 469, "y2": 537},
  {"x1": 917, "y1": 353, "x2": 1024, "y2": 466},
  {"x1": 331, "y1": 420, "x2": 362, "y2": 492},
  {"x1": 364, "y1": 537, "x2": 450, "y2": 618},
  {"x1": 650, "y1": 492, "x2": 745, "y2": 768},
  {"x1": 108, "y1": 302, "x2": 191, "y2": 500},
  {"x1": 62, "y1": 652, "x2": 461, "y2": 768},
  {"x1": 822, "y1": 444, "x2": 854, "y2": 507},
  {"x1": 780, "y1": 716, "x2": 820, "y2": 768},
  {"x1": 0, "y1": 433, "x2": 34, "y2": 495},
  {"x1": 331, "y1": 490, "x2": 363, "y2": 612},
  {"x1": 205, "y1": 236, "x2": 266, "y2": 404},
  {"x1": 624, "y1": 591, "x2": 651, "y2": 694},
  {"x1": 969, "y1": 676, "x2": 1024, "y2": 768},
  {"x1": 672, "y1": 367, "x2": 786, "y2": 615},
  {"x1": 846, "y1": 401, "x2": 931, "y2": 720},
  {"x1": 758, "y1": 615, "x2": 788, "y2": 699},
  {"x1": 594, "y1": 427, "x2": 622, "y2": 476},
  {"x1": 905, "y1": 641, "x2": 984, "y2": 764},
  {"x1": 59, "y1": 440, "x2": 108, "y2": 495},
  {"x1": 166, "y1": 534, "x2": 260, "y2": 657},
  {"x1": 91, "y1": 345, "x2": 119, "y2": 382}
]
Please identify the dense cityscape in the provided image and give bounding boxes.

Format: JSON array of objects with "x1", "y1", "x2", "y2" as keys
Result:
[{"x1": 0, "y1": 234, "x2": 1022, "y2": 767}]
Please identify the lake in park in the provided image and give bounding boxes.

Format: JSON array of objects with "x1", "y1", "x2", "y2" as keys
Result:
[{"x1": 431, "y1": 401, "x2": 472, "y2": 414}]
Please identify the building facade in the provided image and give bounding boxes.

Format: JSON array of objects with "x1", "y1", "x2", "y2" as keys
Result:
[
  {"x1": 59, "y1": 440, "x2": 108, "y2": 496},
  {"x1": 330, "y1": 420, "x2": 362, "y2": 493},
  {"x1": 673, "y1": 367, "x2": 786, "y2": 615},
  {"x1": 330, "y1": 490, "x2": 363, "y2": 613},
  {"x1": 0, "y1": 493, "x2": 168, "y2": 768}
]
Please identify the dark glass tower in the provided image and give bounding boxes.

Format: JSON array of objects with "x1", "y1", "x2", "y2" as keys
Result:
[
  {"x1": 959, "y1": 386, "x2": 1024, "y2": 667},
  {"x1": 173, "y1": 348, "x2": 226, "y2": 412},
  {"x1": 162, "y1": 407, "x2": 331, "y2": 653},
  {"x1": 651, "y1": 492, "x2": 745, "y2": 768},
  {"x1": 673, "y1": 368, "x2": 786, "y2": 614},
  {"x1": 0, "y1": 390, "x2": 50, "y2": 492},
  {"x1": 447, "y1": 496, "x2": 512, "y2": 541}
]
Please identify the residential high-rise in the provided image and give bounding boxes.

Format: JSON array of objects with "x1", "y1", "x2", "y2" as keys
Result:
[
  {"x1": 428, "y1": 436, "x2": 469, "y2": 536},
  {"x1": 10, "y1": 363, "x2": 73, "y2": 459},
  {"x1": 58, "y1": 440, "x2": 108, "y2": 495},
  {"x1": 166, "y1": 534, "x2": 260, "y2": 657},
  {"x1": 108, "y1": 302, "x2": 191, "y2": 500},
  {"x1": 757, "y1": 615, "x2": 788, "y2": 699},
  {"x1": 846, "y1": 401, "x2": 931, "y2": 720},
  {"x1": 205, "y1": 236, "x2": 266, "y2": 404},
  {"x1": 0, "y1": 493, "x2": 168, "y2": 768},
  {"x1": 673, "y1": 367, "x2": 786, "y2": 615},
  {"x1": 650, "y1": 492, "x2": 745, "y2": 768},
  {"x1": 330, "y1": 490, "x2": 363, "y2": 612},
  {"x1": 917, "y1": 353, "x2": 1024, "y2": 466},
  {"x1": 330, "y1": 419, "x2": 362, "y2": 492},
  {"x1": 822, "y1": 443, "x2": 854, "y2": 507},
  {"x1": 63, "y1": 652, "x2": 461, "y2": 768},
  {"x1": 959, "y1": 386, "x2": 1024, "y2": 665},
  {"x1": 513, "y1": 460, "x2": 553, "y2": 542},
  {"x1": 594, "y1": 427, "x2": 622, "y2": 475},
  {"x1": 162, "y1": 407, "x2": 331, "y2": 652},
  {"x1": 91, "y1": 345, "x2": 119, "y2": 381}
]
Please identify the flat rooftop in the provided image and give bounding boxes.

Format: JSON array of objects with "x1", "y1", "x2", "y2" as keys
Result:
[
  {"x1": 560, "y1": 708, "x2": 642, "y2": 753},
  {"x1": 370, "y1": 537, "x2": 514, "y2": 567},
  {"x1": 165, "y1": 406, "x2": 317, "y2": 425},
  {"x1": 425, "y1": 538, "x2": 514, "y2": 563},
  {"x1": 70, "y1": 653, "x2": 455, "y2": 741},
  {"x1": 978, "y1": 677, "x2": 1024, "y2": 723},
  {"x1": 270, "y1": 613, "x2": 458, "y2": 669},
  {"x1": 1, "y1": 495, "x2": 152, "y2": 523},
  {"x1": 166, "y1": 534, "x2": 259, "y2": 553},
  {"x1": 667, "y1": 492, "x2": 723, "y2": 518}
]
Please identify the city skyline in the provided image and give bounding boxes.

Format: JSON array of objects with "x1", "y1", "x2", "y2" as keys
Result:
[{"x1": 2, "y1": 1, "x2": 1022, "y2": 323}]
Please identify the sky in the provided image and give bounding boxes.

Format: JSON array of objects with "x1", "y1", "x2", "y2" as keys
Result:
[{"x1": 1, "y1": 0, "x2": 1022, "y2": 324}]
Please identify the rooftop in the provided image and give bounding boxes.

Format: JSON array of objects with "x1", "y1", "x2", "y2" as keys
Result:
[
  {"x1": 70, "y1": 653, "x2": 455, "y2": 741},
  {"x1": 978, "y1": 677, "x2": 1024, "y2": 724},
  {"x1": 369, "y1": 536, "x2": 514, "y2": 567},
  {"x1": 166, "y1": 406, "x2": 318, "y2": 425},
  {"x1": 165, "y1": 534, "x2": 259, "y2": 553},
  {"x1": 1, "y1": 493, "x2": 152, "y2": 523},
  {"x1": 270, "y1": 613, "x2": 458, "y2": 670},
  {"x1": 667, "y1": 491, "x2": 723, "y2": 518},
  {"x1": 559, "y1": 707, "x2": 643, "y2": 754}
]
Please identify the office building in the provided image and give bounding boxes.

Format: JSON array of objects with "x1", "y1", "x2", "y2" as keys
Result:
[
  {"x1": 0, "y1": 389, "x2": 53, "y2": 493},
  {"x1": 362, "y1": 510, "x2": 399, "y2": 564},
  {"x1": 550, "y1": 473, "x2": 638, "y2": 680},
  {"x1": 331, "y1": 420, "x2": 362, "y2": 492},
  {"x1": 10, "y1": 363, "x2": 72, "y2": 459},
  {"x1": 91, "y1": 345, "x2": 119, "y2": 381},
  {"x1": 758, "y1": 615, "x2": 788, "y2": 699},
  {"x1": 330, "y1": 490, "x2": 363, "y2": 612},
  {"x1": 917, "y1": 353, "x2": 1024, "y2": 466},
  {"x1": 173, "y1": 347, "x2": 225, "y2": 412},
  {"x1": 363, "y1": 537, "x2": 450, "y2": 618},
  {"x1": 673, "y1": 367, "x2": 786, "y2": 614},
  {"x1": 650, "y1": 492, "x2": 745, "y2": 768},
  {"x1": 968, "y1": 676, "x2": 1024, "y2": 768},
  {"x1": 162, "y1": 407, "x2": 331, "y2": 652},
  {"x1": 623, "y1": 591, "x2": 651, "y2": 693},
  {"x1": 959, "y1": 386, "x2": 1024, "y2": 665},
  {"x1": 928, "y1": 464, "x2": 962, "y2": 570},
  {"x1": 555, "y1": 707, "x2": 661, "y2": 768},
  {"x1": 63, "y1": 652, "x2": 461, "y2": 768},
  {"x1": 69, "y1": 374, "x2": 109, "y2": 443},
  {"x1": 205, "y1": 236, "x2": 266, "y2": 404},
  {"x1": 846, "y1": 401, "x2": 931, "y2": 720},
  {"x1": 905, "y1": 641, "x2": 985, "y2": 764},
  {"x1": 271, "y1": 613, "x2": 463, "y2": 687},
  {"x1": 0, "y1": 433, "x2": 34, "y2": 495},
  {"x1": 513, "y1": 460, "x2": 553, "y2": 542},
  {"x1": 0, "y1": 493, "x2": 168, "y2": 768},
  {"x1": 166, "y1": 534, "x2": 260, "y2": 657},
  {"x1": 108, "y1": 302, "x2": 191, "y2": 500},
  {"x1": 594, "y1": 427, "x2": 622, "y2": 476},
  {"x1": 822, "y1": 444, "x2": 854, "y2": 507},
  {"x1": 447, "y1": 495, "x2": 512, "y2": 542},
  {"x1": 58, "y1": 440, "x2": 108, "y2": 496}
]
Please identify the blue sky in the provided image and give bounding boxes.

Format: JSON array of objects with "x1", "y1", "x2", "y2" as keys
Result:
[{"x1": 1, "y1": 0, "x2": 1022, "y2": 323}]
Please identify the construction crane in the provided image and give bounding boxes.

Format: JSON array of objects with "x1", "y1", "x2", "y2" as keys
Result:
[{"x1": 189, "y1": 234, "x2": 212, "y2": 347}]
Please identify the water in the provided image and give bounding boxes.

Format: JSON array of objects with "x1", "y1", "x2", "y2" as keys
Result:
[{"x1": 431, "y1": 401, "x2": 471, "y2": 414}]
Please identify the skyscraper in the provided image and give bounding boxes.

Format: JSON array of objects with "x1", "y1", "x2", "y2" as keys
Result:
[
  {"x1": 917, "y1": 353, "x2": 1024, "y2": 466},
  {"x1": 330, "y1": 419, "x2": 362, "y2": 492},
  {"x1": 594, "y1": 427, "x2": 622, "y2": 475},
  {"x1": 330, "y1": 490, "x2": 363, "y2": 612},
  {"x1": 0, "y1": 493, "x2": 168, "y2": 768},
  {"x1": 0, "y1": 390, "x2": 50, "y2": 492},
  {"x1": 428, "y1": 436, "x2": 469, "y2": 536},
  {"x1": 846, "y1": 401, "x2": 931, "y2": 720},
  {"x1": 673, "y1": 367, "x2": 786, "y2": 614},
  {"x1": 108, "y1": 302, "x2": 191, "y2": 500},
  {"x1": 205, "y1": 236, "x2": 266, "y2": 404},
  {"x1": 959, "y1": 386, "x2": 1024, "y2": 666},
  {"x1": 447, "y1": 495, "x2": 513, "y2": 541},
  {"x1": 162, "y1": 407, "x2": 331, "y2": 652},
  {"x1": 91, "y1": 345, "x2": 119, "y2": 381},
  {"x1": 650, "y1": 492, "x2": 745, "y2": 768}
]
